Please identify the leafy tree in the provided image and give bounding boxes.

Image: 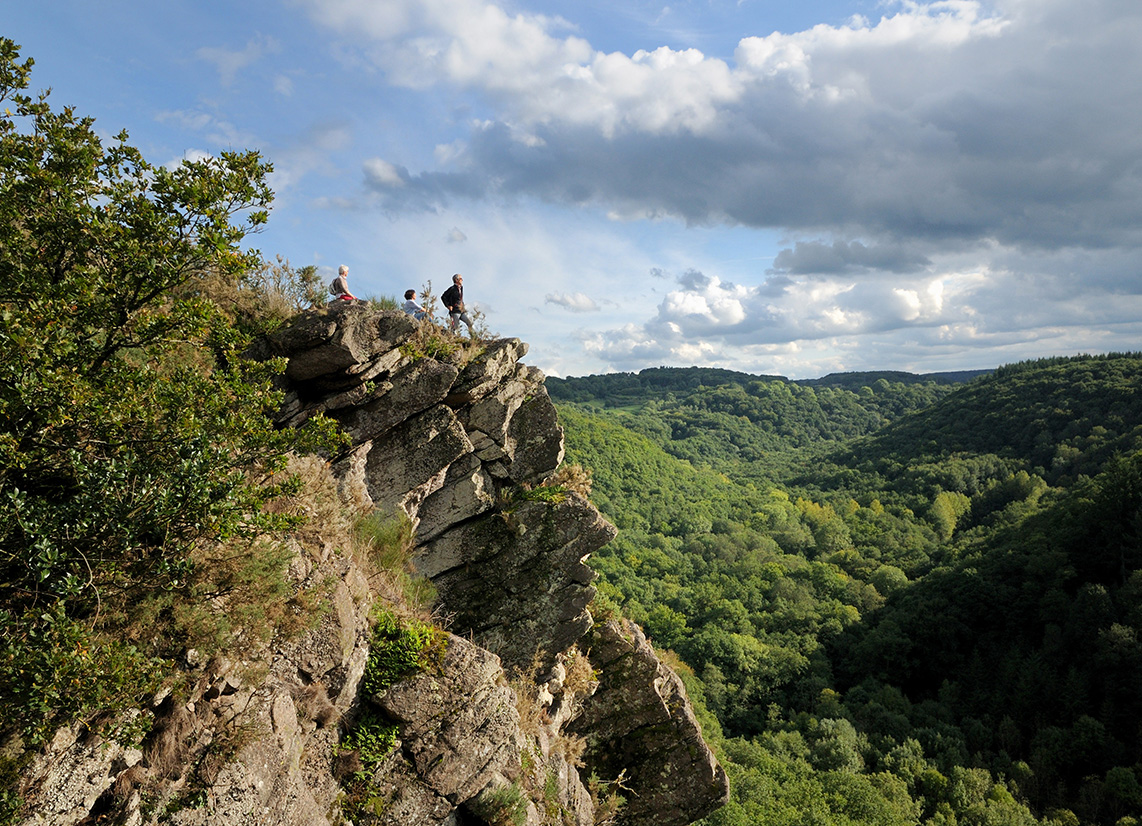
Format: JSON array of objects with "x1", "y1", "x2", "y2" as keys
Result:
[{"x1": 0, "y1": 40, "x2": 340, "y2": 743}]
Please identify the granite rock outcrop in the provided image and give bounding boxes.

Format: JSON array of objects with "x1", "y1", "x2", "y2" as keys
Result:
[{"x1": 14, "y1": 302, "x2": 727, "y2": 826}]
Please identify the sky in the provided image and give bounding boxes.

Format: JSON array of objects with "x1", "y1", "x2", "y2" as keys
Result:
[{"x1": 6, "y1": 0, "x2": 1142, "y2": 379}]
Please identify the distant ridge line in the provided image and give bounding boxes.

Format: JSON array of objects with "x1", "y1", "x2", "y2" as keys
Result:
[
  {"x1": 796, "y1": 368, "x2": 994, "y2": 388},
  {"x1": 549, "y1": 365, "x2": 993, "y2": 388}
]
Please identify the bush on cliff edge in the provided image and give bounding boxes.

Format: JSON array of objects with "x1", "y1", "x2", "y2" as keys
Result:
[{"x1": 0, "y1": 39, "x2": 341, "y2": 749}]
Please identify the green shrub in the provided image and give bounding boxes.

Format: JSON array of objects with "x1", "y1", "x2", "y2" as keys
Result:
[
  {"x1": 339, "y1": 707, "x2": 398, "y2": 780},
  {"x1": 0, "y1": 38, "x2": 345, "y2": 746},
  {"x1": 360, "y1": 610, "x2": 447, "y2": 698},
  {"x1": 0, "y1": 604, "x2": 162, "y2": 746},
  {"x1": 468, "y1": 782, "x2": 529, "y2": 826}
]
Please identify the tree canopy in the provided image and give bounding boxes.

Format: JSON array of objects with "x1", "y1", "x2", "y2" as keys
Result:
[
  {"x1": 557, "y1": 356, "x2": 1142, "y2": 826},
  {"x1": 0, "y1": 39, "x2": 339, "y2": 746}
]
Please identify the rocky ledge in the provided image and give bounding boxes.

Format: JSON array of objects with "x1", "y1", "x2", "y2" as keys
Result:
[{"x1": 15, "y1": 302, "x2": 727, "y2": 826}]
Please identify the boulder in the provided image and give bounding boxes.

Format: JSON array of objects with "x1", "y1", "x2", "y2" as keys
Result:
[
  {"x1": 331, "y1": 357, "x2": 459, "y2": 443},
  {"x1": 15, "y1": 722, "x2": 143, "y2": 826},
  {"x1": 447, "y1": 338, "x2": 529, "y2": 403},
  {"x1": 331, "y1": 441, "x2": 374, "y2": 511},
  {"x1": 569, "y1": 619, "x2": 730, "y2": 826},
  {"x1": 459, "y1": 368, "x2": 534, "y2": 462},
  {"x1": 506, "y1": 386, "x2": 565, "y2": 485},
  {"x1": 413, "y1": 494, "x2": 614, "y2": 673},
  {"x1": 252, "y1": 303, "x2": 417, "y2": 383},
  {"x1": 415, "y1": 453, "x2": 497, "y2": 542},
  {"x1": 375, "y1": 634, "x2": 520, "y2": 804},
  {"x1": 357, "y1": 752, "x2": 455, "y2": 825},
  {"x1": 364, "y1": 405, "x2": 473, "y2": 516},
  {"x1": 454, "y1": 366, "x2": 563, "y2": 486}
]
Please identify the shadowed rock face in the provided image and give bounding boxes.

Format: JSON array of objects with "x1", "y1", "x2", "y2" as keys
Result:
[
  {"x1": 414, "y1": 494, "x2": 615, "y2": 674},
  {"x1": 571, "y1": 620, "x2": 730, "y2": 826},
  {"x1": 14, "y1": 304, "x2": 726, "y2": 826}
]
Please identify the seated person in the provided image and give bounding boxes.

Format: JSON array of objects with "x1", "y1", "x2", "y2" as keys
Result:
[
  {"x1": 403, "y1": 289, "x2": 427, "y2": 320},
  {"x1": 329, "y1": 265, "x2": 357, "y2": 300}
]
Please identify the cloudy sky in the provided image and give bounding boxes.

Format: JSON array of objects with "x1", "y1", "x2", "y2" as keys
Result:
[{"x1": 8, "y1": 0, "x2": 1141, "y2": 378}]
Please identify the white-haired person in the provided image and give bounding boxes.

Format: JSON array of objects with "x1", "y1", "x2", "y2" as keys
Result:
[
  {"x1": 329, "y1": 265, "x2": 358, "y2": 301},
  {"x1": 440, "y1": 273, "x2": 474, "y2": 336}
]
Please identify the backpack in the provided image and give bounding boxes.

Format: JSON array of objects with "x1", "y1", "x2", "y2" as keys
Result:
[{"x1": 328, "y1": 279, "x2": 339, "y2": 296}]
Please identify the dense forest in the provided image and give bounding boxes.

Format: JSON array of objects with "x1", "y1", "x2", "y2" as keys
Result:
[{"x1": 548, "y1": 355, "x2": 1142, "y2": 826}]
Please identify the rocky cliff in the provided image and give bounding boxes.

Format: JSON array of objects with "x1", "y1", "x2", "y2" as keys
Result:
[{"x1": 15, "y1": 302, "x2": 727, "y2": 826}]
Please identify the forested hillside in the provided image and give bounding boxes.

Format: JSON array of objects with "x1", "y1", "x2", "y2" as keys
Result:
[
  {"x1": 550, "y1": 367, "x2": 967, "y2": 478},
  {"x1": 552, "y1": 356, "x2": 1142, "y2": 826}
]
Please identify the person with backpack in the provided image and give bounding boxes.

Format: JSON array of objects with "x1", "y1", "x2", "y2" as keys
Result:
[
  {"x1": 440, "y1": 273, "x2": 474, "y2": 336},
  {"x1": 329, "y1": 265, "x2": 358, "y2": 301}
]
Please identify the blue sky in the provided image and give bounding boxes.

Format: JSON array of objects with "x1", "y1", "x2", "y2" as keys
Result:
[{"x1": 7, "y1": 0, "x2": 1142, "y2": 378}]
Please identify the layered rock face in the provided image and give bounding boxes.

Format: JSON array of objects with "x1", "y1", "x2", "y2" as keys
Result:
[{"x1": 15, "y1": 303, "x2": 727, "y2": 826}]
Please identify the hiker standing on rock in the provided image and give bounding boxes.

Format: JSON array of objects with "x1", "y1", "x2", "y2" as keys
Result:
[{"x1": 441, "y1": 273, "x2": 474, "y2": 336}]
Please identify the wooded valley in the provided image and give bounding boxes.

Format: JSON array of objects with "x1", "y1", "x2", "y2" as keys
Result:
[{"x1": 549, "y1": 355, "x2": 1142, "y2": 826}]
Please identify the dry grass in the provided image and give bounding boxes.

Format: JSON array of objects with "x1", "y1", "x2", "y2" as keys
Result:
[
  {"x1": 265, "y1": 454, "x2": 357, "y2": 556},
  {"x1": 294, "y1": 682, "x2": 340, "y2": 728},
  {"x1": 561, "y1": 646, "x2": 598, "y2": 697},
  {"x1": 122, "y1": 455, "x2": 359, "y2": 668},
  {"x1": 399, "y1": 317, "x2": 487, "y2": 368},
  {"x1": 551, "y1": 730, "x2": 587, "y2": 768},
  {"x1": 655, "y1": 648, "x2": 694, "y2": 678},
  {"x1": 511, "y1": 652, "x2": 548, "y2": 740},
  {"x1": 174, "y1": 256, "x2": 325, "y2": 334},
  {"x1": 352, "y1": 510, "x2": 438, "y2": 620},
  {"x1": 144, "y1": 700, "x2": 199, "y2": 782},
  {"x1": 544, "y1": 463, "x2": 593, "y2": 497}
]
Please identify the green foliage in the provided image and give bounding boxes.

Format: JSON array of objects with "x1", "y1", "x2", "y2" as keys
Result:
[
  {"x1": 587, "y1": 771, "x2": 629, "y2": 826},
  {"x1": 550, "y1": 366, "x2": 962, "y2": 476},
  {"x1": 0, "y1": 40, "x2": 345, "y2": 746},
  {"x1": 501, "y1": 483, "x2": 569, "y2": 508},
  {"x1": 339, "y1": 707, "x2": 398, "y2": 780},
  {"x1": 0, "y1": 603, "x2": 161, "y2": 746},
  {"x1": 368, "y1": 295, "x2": 399, "y2": 311},
  {"x1": 357, "y1": 511, "x2": 416, "y2": 571},
  {"x1": 339, "y1": 612, "x2": 447, "y2": 821},
  {"x1": 468, "y1": 782, "x2": 529, "y2": 826},
  {"x1": 361, "y1": 610, "x2": 447, "y2": 698},
  {"x1": 0, "y1": 749, "x2": 29, "y2": 826},
  {"x1": 558, "y1": 356, "x2": 1142, "y2": 826}
]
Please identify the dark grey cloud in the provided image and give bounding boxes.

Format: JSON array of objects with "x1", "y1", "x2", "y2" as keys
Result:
[
  {"x1": 334, "y1": 0, "x2": 1142, "y2": 378},
  {"x1": 771, "y1": 240, "x2": 932, "y2": 274},
  {"x1": 362, "y1": 158, "x2": 489, "y2": 212},
  {"x1": 369, "y1": 1, "x2": 1142, "y2": 260},
  {"x1": 678, "y1": 268, "x2": 712, "y2": 290}
]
